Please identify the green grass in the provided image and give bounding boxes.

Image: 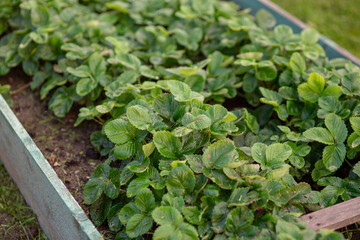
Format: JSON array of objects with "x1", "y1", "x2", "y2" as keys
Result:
[
  {"x1": 272, "y1": 0, "x2": 360, "y2": 58},
  {"x1": 0, "y1": 163, "x2": 47, "y2": 239}
]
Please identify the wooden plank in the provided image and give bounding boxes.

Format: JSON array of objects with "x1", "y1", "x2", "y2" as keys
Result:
[
  {"x1": 233, "y1": 0, "x2": 360, "y2": 66},
  {"x1": 0, "y1": 94, "x2": 103, "y2": 240},
  {"x1": 300, "y1": 196, "x2": 360, "y2": 230}
]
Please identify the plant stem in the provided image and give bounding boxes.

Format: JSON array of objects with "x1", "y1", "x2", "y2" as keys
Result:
[
  {"x1": 345, "y1": 158, "x2": 353, "y2": 168},
  {"x1": 11, "y1": 82, "x2": 31, "y2": 94}
]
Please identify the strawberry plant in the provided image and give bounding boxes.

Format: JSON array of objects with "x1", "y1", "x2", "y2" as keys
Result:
[
  {"x1": 84, "y1": 81, "x2": 344, "y2": 239},
  {"x1": 1, "y1": 0, "x2": 360, "y2": 239}
]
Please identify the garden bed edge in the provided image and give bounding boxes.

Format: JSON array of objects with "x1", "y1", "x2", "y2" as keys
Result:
[{"x1": 0, "y1": 94, "x2": 103, "y2": 240}]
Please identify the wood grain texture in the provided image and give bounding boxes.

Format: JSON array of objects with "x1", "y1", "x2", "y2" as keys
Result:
[
  {"x1": 234, "y1": 0, "x2": 360, "y2": 66},
  {"x1": 0, "y1": 95, "x2": 103, "y2": 240},
  {"x1": 301, "y1": 196, "x2": 360, "y2": 230}
]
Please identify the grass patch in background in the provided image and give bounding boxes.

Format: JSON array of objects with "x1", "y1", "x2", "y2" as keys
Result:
[
  {"x1": 272, "y1": 0, "x2": 360, "y2": 58},
  {"x1": 0, "y1": 164, "x2": 47, "y2": 239}
]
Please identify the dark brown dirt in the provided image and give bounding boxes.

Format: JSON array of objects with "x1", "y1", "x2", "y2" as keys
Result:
[{"x1": 1, "y1": 69, "x2": 102, "y2": 222}]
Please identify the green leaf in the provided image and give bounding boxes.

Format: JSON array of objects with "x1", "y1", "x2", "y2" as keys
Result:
[
  {"x1": 308, "y1": 72, "x2": 325, "y2": 94},
  {"x1": 90, "y1": 196, "x2": 111, "y2": 226},
  {"x1": 276, "y1": 219, "x2": 302, "y2": 239},
  {"x1": 76, "y1": 78, "x2": 97, "y2": 96},
  {"x1": 351, "y1": 135, "x2": 360, "y2": 148},
  {"x1": 182, "y1": 206, "x2": 203, "y2": 225},
  {"x1": 274, "y1": 25, "x2": 293, "y2": 44},
  {"x1": 298, "y1": 83, "x2": 320, "y2": 103},
  {"x1": 317, "y1": 96, "x2": 341, "y2": 118},
  {"x1": 84, "y1": 165, "x2": 120, "y2": 201},
  {"x1": 186, "y1": 155, "x2": 204, "y2": 173},
  {"x1": 350, "y1": 117, "x2": 360, "y2": 135},
  {"x1": 228, "y1": 188, "x2": 251, "y2": 207},
  {"x1": 167, "y1": 80, "x2": 191, "y2": 102},
  {"x1": 166, "y1": 164, "x2": 195, "y2": 196},
  {"x1": 244, "y1": 109, "x2": 259, "y2": 134},
  {"x1": 185, "y1": 74, "x2": 205, "y2": 92},
  {"x1": 202, "y1": 140, "x2": 236, "y2": 169},
  {"x1": 242, "y1": 74, "x2": 258, "y2": 93},
  {"x1": 104, "y1": 119, "x2": 136, "y2": 144},
  {"x1": 126, "y1": 214, "x2": 153, "y2": 238},
  {"x1": 177, "y1": 222, "x2": 199, "y2": 239},
  {"x1": 49, "y1": 87, "x2": 73, "y2": 118},
  {"x1": 153, "y1": 94, "x2": 179, "y2": 119},
  {"x1": 207, "y1": 105, "x2": 228, "y2": 123},
  {"x1": 303, "y1": 127, "x2": 334, "y2": 145},
  {"x1": 96, "y1": 101, "x2": 116, "y2": 114},
  {"x1": 255, "y1": 61, "x2": 277, "y2": 81},
  {"x1": 153, "y1": 224, "x2": 179, "y2": 239},
  {"x1": 114, "y1": 141, "x2": 138, "y2": 160},
  {"x1": 312, "y1": 160, "x2": 332, "y2": 181},
  {"x1": 289, "y1": 155, "x2": 305, "y2": 169},
  {"x1": 135, "y1": 188, "x2": 155, "y2": 213},
  {"x1": 279, "y1": 86, "x2": 297, "y2": 100},
  {"x1": 301, "y1": 29, "x2": 319, "y2": 45},
  {"x1": 67, "y1": 65, "x2": 91, "y2": 78},
  {"x1": 267, "y1": 164, "x2": 290, "y2": 179},
  {"x1": 203, "y1": 169, "x2": 234, "y2": 190},
  {"x1": 211, "y1": 202, "x2": 229, "y2": 233},
  {"x1": 115, "y1": 53, "x2": 141, "y2": 72},
  {"x1": 208, "y1": 51, "x2": 223, "y2": 75},
  {"x1": 152, "y1": 206, "x2": 183, "y2": 225},
  {"x1": 320, "y1": 185, "x2": 344, "y2": 207},
  {"x1": 298, "y1": 73, "x2": 326, "y2": 102},
  {"x1": 225, "y1": 207, "x2": 254, "y2": 233},
  {"x1": 89, "y1": 52, "x2": 106, "y2": 78},
  {"x1": 290, "y1": 52, "x2": 306, "y2": 74},
  {"x1": 83, "y1": 178, "x2": 105, "y2": 204},
  {"x1": 251, "y1": 143, "x2": 267, "y2": 165},
  {"x1": 107, "y1": 203, "x2": 122, "y2": 232},
  {"x1": 324, "y1": 114, "x2": 347, "y2": 143},
  {"x1": 182, "y1": 113, "x2": 211, "y2": 130},
  {"x1": 61, "y1": 44, "x2": 93, "y2": 60},
  {"x1": 259, "y1": 87, "x2": 282, "y2": 107},
  {"x1": 40, "y1": 76, "x2": 67, "y2": 99},
  {"x1": 323, "y1": 84, "x2": 342, "y2": 98},
  {"x1": 353, "y1": 161, "x2": 360, "y2": 177},
  {"x1": 266, "y1": 143, "x2": 292, "y2": 165},
  {"x1": 172, "y1": 127, "x2": 193, "y2": 137},
  {"x1": 153, "y1": 131, "x2": 181, "y2": 159},
  {"x1": 143, "y1": 142, "x2": 155, "y2": 157},
  {"x1": 256, "y1": 9, "x2": 276, "y2": 29},
  {"x1": 104, "y1": 169, "x2": 121, "y2": 199},
  {"x1": 153, "y1": 223, "x2": 199, "y2": 240},
  {"x1": 323, "y1": 143, "x2": 346, "y2": 171},
  {"x1": 127, "y1": 105, "x2": 152, "y2": 130},
  {"x1": 317, "y1": 176, "x2": 344, "y2": 187},
  {"x1": 119, "y1": 203, "x2": 140, "y2": 224},
  {"x1": 178, "y1": 66, "x2": 199, "y2": 77},
  {"x1": 127, "y1": 157, "x2": 150, "y2": 173},
  {"x1": 140, "y1": 66, "x2": 159, "y2": 79}
]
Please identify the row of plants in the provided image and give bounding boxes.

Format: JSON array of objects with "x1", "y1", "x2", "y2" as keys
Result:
[{"x1": 1, "y1": 0, "x2": 360, "y2": 239}]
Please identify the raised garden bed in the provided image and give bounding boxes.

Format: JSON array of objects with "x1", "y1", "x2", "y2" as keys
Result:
[{"x1": 1, "y1": 0, "x2": 360, "y2": 239}]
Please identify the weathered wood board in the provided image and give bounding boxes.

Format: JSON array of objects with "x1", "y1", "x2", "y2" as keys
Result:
[
  {"x1": 301, "y1": 197, "x2": 360, "y2": 230},
  {"x1": 0, "y1": 95, "x2": 103, "y2": 240}
]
